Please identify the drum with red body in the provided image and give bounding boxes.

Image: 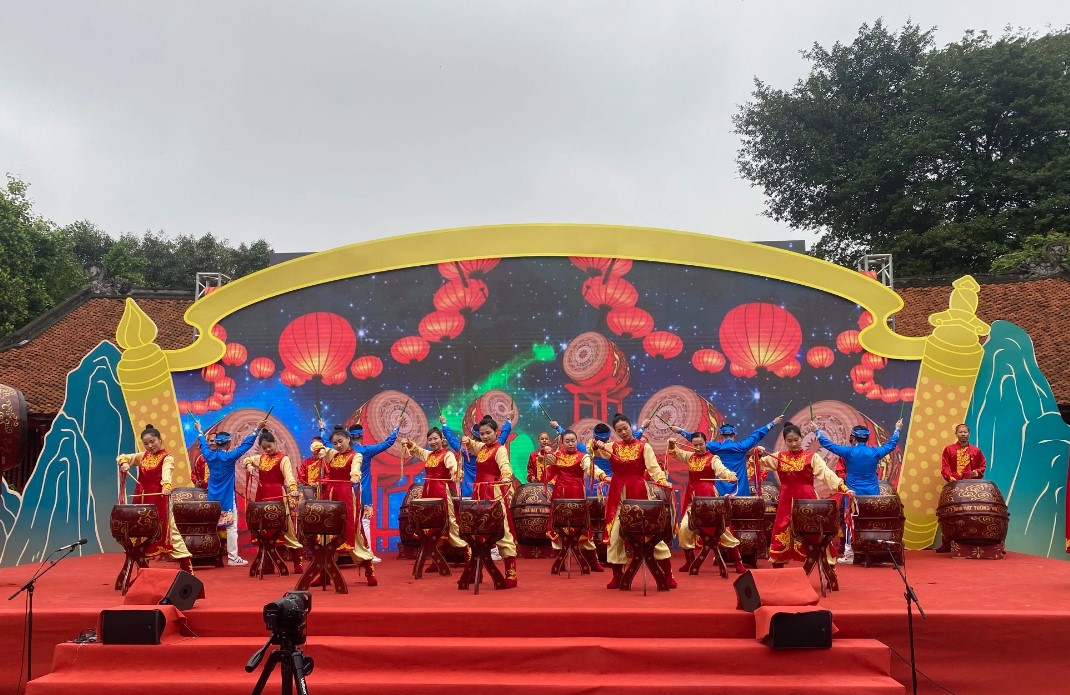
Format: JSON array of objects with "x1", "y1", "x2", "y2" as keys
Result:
[
  {"x1": 563, "y1": 332, "x2": 630, "y2": 391},
  {"x1": 172, "y1": 498, "x2": 223, "y2": 565},
  {"x1": 936, "y1": 480, "x2": 1009, "y2": 559},
  {"x1": 852, "y1": 494, "x2": 905, "y2": 566},
  {"x1": 637, "y1": 385, "x2": 724, "y2": 462},
  {"x1": 728, "y1": 495, "x2": 767, "y2": 565},
  {"x1": 299, "y1": 500, "x2": 346, "y2": 538},
  {"x1": 512, "y1": 483, "x2": 551, "y2": 545}
]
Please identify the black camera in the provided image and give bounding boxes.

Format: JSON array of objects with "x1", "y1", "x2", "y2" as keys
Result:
[{"x1": 263, "y1": 591, "x2": 311, "y2": 644}]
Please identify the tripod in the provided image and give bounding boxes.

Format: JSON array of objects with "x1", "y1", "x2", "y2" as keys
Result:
[
  {"x1": 246, "y1": 633, "x2": 314, "y2": 695},
  {"x1": 885, "y1": 542, "x2": 925, "y2": 695}
]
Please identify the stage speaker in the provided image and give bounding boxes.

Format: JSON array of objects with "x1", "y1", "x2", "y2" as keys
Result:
[
  {"x1": 767, "y1": 610, "x2": 833, "y2": 649},
  {"x1": 733, "y1": 568, "x2": 819, "y2": 612},
  {"x1": 123, "y1": 569, "x2": 204, "y2": 611},
  {"x1": 100, "y1": 608, "x2": 166, "y2": 645}
]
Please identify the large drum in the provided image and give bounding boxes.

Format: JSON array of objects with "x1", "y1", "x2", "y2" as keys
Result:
[
  {"x1": 398, "y1": 483, "x2": 426, "y2": 550},
  {"x1": 644, "y1": 481, "x2": 675, "y2": 544},
  {"x1": 512, "y1": 483, "x2": 551, "y2": 545},
  {"x1": 464, "y1": 389, "x2": 520, "y2": 431},
  {"x1": 688, "y1": 496, "x2": 731, "y2": 531},
  {"x1": 299, "y1": 500, "x2": 346, "y2": 538},
  {"x1": 350, "y1": 390, "x2": 428, "y2": 458},
  {"x1": 457, "y1": 499, "x2": 506, "y2": 542},
  {"x1": 791, "y1": 499, "x2": 840, "y2": 536},
  {"x1": 551, "y1": 499, "x2": 590, "y2": 529},
  {"x1": 110, "y1": 504, "x2": 161, "y2": 545},
  {"x1": 171, "y1": 486, "x2": 208, "y2": 504},
  {"x1": 637, "y1": 385, "x2": 725, "y2": 461},
  {"x1": 730, "y1": 496, "x2": 768, "y2": 565},
  {"x1": 936, "y1": 480, "x2": 1009, "y2": 559},
  {"x1": 0, "y1": 382, "x2": 27, "y2": 476},
  {"x1": 409, "y1": 498, "x2": 449, "y2": 534},
  {"x1": 172, "y1": 498, "x2": 223, "y2": 565},
  {"x1": 852, "y1": 494, "x2": 905, "y2": 566},
  {"x1": 563, "y1": 331, "x2": 630, "y2": 391},
  {"x1": 618, "y1": 499, "x2": 670, "y2": 538},
  {"x1": 247, "y1": 501, "x2": 287, "y2": 532}
]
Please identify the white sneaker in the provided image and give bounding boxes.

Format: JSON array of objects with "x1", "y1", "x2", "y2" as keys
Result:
[
  {"x1": 371, "y1": 555, "x2": 382, "y2": 564},
  {"x1": 837, "y1": 546, "x2": 854, "y2": 564},
  {"x1": 490, "y1": 547, "x2": 502, "y2": 561},
  {"x1": 229, "y1": 556, "x2": 249, "y2": 566}
]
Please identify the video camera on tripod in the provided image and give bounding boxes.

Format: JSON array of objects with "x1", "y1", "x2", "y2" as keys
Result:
[
  {"x1": 247, "y1": 591, "x2": 314, "y2": 695},
  {"x1": 263, "y1": 590, "x2": 312, "y2": 645}
]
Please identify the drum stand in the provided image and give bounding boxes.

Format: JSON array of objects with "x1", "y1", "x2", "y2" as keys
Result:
[
  {"x1": 457, "y1": 501, "x2": 507, "y2": 594},
  {"x1": 412, "y1": 502, "x2": 451, "y2": 580},
  {"x1": 295, "y1": 533, "x2": 347, "y2": 594},
  {"x1": 619, "y1": 534, "x2": 669, "y2": 594},
  {"x1": 250, "y1": 526, "x2": 289, "y2": 579},
  {"x1": 689, "y1": 517, "x2": 730, "y2": 578},
  {"x1": 793, "y1": 523, "x2": 838, "y2": 596},
  {"x1": 113, "y1": 526, "x2": 159, "y2": 594},
  {"x1": 550, "y1": 501, "x2": 592, "y2": 577}
]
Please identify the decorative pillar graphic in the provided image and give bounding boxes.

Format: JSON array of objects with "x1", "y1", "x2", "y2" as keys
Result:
[
  {"x1": 899, "y1": 277, "x2": 990, "y2": 549},
  {"x1": 115, "y1": 298, "x2": 192, "y2": 487}
]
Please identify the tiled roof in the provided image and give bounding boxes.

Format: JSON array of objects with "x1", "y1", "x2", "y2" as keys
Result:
[
  {"x1": 0, "y1": 293, "x2": 194, "y2": 414},
  {"x1": 895, "y1": 277, "x2": 1070, "y2": 404}
]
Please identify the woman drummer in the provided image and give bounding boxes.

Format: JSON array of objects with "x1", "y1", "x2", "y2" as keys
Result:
[
  {"x1": 243, "y1": 429, "x2": 303, "y2": 574},
  {"x1": 319, "y1": 426, "x2": 378, "y2": 587},
  {"x1": 540, "y1": 429, "x2": 609, "y2": 572},
  {"x1": 461, "y1": 416, "x2": 519, "y2": 589}
]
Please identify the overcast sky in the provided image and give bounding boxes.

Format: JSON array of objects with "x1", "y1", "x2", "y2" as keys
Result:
[{"x1": 2, "y1": 1, "x2": 1067, "y2": 252}]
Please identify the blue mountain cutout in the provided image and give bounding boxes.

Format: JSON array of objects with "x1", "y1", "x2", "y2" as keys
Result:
[
  {"x1": 968, "y1": 320, "x2": 1069, "y2": 560},
  {"x1": 0, "y1": 341, "x2": 135, "y2": 567}
]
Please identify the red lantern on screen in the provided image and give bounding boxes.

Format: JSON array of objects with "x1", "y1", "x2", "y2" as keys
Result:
[
  {"x1": 418, "y1": 311, "x2": 465, "y2": 343},
  {"x1": 730, "y1": 363, "x2": 757, "y2": 378},
  {"x1": 214, "y1": 376, "x2": 235, "y2": 395},
  {"x1": 569, "y1": 257, "x2": 633, "y2": 278},
  {"x1": 433, "y1": 279, "x2": 489, "y2": 314},
  {"x1": 278, "y1": 312, "x2": 358, "y2": 380},
  {"x1": 900, "y1": 387, "x2": 916, "y2": 402},
  {"x1": 850, "y1": 365, "x2": 874, "y2": 383},
  {"x1": 606, "y1": 306, "x2": 654, "y2": 339},
  {"x1": 881, "y1": 387, "x2": 900, "y2": 403},
  {"x1": 437, "y1": 259, "x2": 500, "y2": 281},
  {"x1": 190, "y1": 400, "x2": 208, "y2": 415},
  {"x1": 219, "y1": 393, "x2": 234, "y2": 406},
  {"x1": 691, "y1": 348, "x2": 726, "y2": 374},
  {"x1": 852, "y1": 381, "x2": 869, "y2": 395},
  {"x1": 773, "y1": 359, "x2": 801, "y2": 378},
  {"x1": 643, "y1": 331, "x2": 683, "y2": 359},
  {"x1": 866, "y1": 385, "x2": 884, "y2": 400},
  {"x1": 836, "y1": 330, "x2": 862, "y2": 354},
  {"x1": 206, "y1": 394, "x2": 223, "y2": 411},
  {"x1": 249, "y1": 357, "x2": 276, "y2": 380},
  {"x1": 280, "y1": 370, "x2": 305, "y2": 388},
  {"x1": 222, "y1": 342, "x2": 248, "y2": 367},
  {"x1": 391, "y1": 336, "x2": 431, "y2": 365},
  {"x1": 582, "y1": 276, "x2": 638, "y2": 311},
  {"x1": 350, "y1": 355, "x2": 384, "y2": 380},
  {"x1": 861, "y1": 352, "x2": 888, "y2": 370},
  {"x1": 858, "y1": 311, "x2": 874, "y2": 330},
  {"x1": 718, "y1": 303, "x2": 802, "y2": 376},
  {"x1": 177, "y1": 400, "x2": 191, "y2": 414},
  {"x1": 201, "y1": 364, "x2": 225, "y2": 383},
  {"x1": 805, "y1": 346, "x2": 835, "y2": 369},
  {"x1": 322, "y1": 371, "x2": 347, "y2": 386},
  {"x1": 211, "y1": 324, "x2": 227, "y2": 343}
]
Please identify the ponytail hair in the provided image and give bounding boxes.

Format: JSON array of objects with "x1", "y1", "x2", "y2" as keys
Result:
[
  {"x1": 141, "y1": 423, "x2": 161, "y2": 440},
  {"x1": 258, "y1": 429, "x2": 276, "y2": 445}
]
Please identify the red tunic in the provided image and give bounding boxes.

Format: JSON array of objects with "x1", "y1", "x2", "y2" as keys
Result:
[
  {"x1": 190, "y1": 454, "x2": 208, "y2": 489},
  {"x1": 527, "y1": 451, "x2": 548, "y2": 483},
  {"x1": 941, "y1": 443, "x2": 986, "y2": 481},
  {"x1": 681, "y1": 451, "x2": 718, "y2": 519},
  {"x1": 602, "y1": 440, "x2": 655, "y2": 537},
  {"x1": 133, "y1": 449, "x2": 174, "y2": 557},
  {"x1": 474, "y1": 442, "x2": 505, "y2": 502},
  {"x1": 767, "y1": 450, "x2": 843, "y2": 563},
  {"x1": 253, "y1": 452, "x2": 288, "y2": 502},
  {"x1": 422, "y1": 449, "x2": 452, "y2": 500},
  {"x1": 546, "y1": 450, "x2": 586, "y2": 500},
  {"x1": 322, "y1": 449, "x2": 361, "y2": 550}
]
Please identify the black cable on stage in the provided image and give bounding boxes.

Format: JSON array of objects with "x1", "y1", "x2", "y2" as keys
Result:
[{"x1": 886, "y1": 644, "x2": 958, "y2": 695}]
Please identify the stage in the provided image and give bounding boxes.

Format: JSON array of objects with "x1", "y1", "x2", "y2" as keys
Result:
[{"x1": 1, "y1": 549, "x2": 1066, "y2": 694}]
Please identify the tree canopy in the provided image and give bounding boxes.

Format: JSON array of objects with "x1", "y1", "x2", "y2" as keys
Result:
[
  {"x1": 0, "y1": 176, "x2": 273, "y2": 337},
  {"x1": 734, "y1": 21, "x2": 1070, "y2": 277}
]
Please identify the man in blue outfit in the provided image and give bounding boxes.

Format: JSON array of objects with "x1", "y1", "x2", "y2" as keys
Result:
[
  {"x1": 195, "y1": 416, "x2": 265, "y2": 566},
  {"x1": 813, "y1": 418, "x2": 903, "y2": 563},
  {"x1": 673, "y1": 415, "x2": 784, "y2": 496}
]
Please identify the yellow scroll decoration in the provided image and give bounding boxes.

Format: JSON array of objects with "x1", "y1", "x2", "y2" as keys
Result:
[
  {"x1": 115, "y1": 298, "x2": 192, "y2": 487},
  {"x1": 898, "y1": 277, "x2": 990, "y2": 549}
]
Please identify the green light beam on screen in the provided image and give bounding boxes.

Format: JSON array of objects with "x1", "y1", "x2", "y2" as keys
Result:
[{"x1": 439, "y1": 343, "x2": 554, "y2": 421}]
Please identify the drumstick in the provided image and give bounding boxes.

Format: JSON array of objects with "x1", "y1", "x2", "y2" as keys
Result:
[
  {"x1": 809, "y1": 403, "x2": 814, "y2": 422},
  {"x1": 654, "y1": 412, "x2": 674, "y2": 429},
  {"x1": 780, "y1": 399, "x2": 794, "y2": 417},
  {"x1": 898, "y1": 400, "x2": 906, "y2": 420},
  {"x1": 313, "y1": 402, "x2": 323, "y2": 424},
  {"x1": 537, "y1": 402, "x2": 554, "y2": 424}
]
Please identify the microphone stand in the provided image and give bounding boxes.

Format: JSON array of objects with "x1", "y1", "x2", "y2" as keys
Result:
[
  {"x1": 7, "y1": 543, "x2": 83, "y2": 686},
  {"x1": 884, "y1": 543, "x2": 925, "y2": 695}
]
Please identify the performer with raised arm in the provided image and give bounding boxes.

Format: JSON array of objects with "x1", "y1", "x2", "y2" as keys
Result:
[
  {"x1": 319, "y1": 426, "x2": 378, "y2": 586},
  {"x1": 593, "y1": 413, "x2": 677, "y2": 590},
  {"x1": 441, "y1": 413, "x2": 511, "y2": 496},
  {"x1": 461, "y1": 416, "x2": 519, "y2": 588},
  {"x1": 243, "y1": 429, "x2": 303, "y2": 574},
  {"x1": 196, "y1": 416, "x2": 265, "y2": 566},
  {"x1": 586, "y1": 422, "x2": 614, "y2": 487},
  {"x1": 550, "y1": 417, "x2": 650, "y2": 450},
  {"x1": 934, "y1": 424, "x2": 988, "y2": 552},
  {"x1": 756, "y1": 422, "x2": 854, "y2": 585},
  {"x1": 814, "y1": 418, "x2": 903, "y2": 563},
  {"x1": 672, "y1": 414, "x2": 784, "y2": 495},
  {"x1": 666, "y1": 432, "x2": 745, "y2": 574},
  {"x1": 400, "y1": 427, "x2": 468, "y2": 558},
  {"x1": 117, "y1": 423, "x2": 195, "y2": 574},
  {"x1": 541, "y1": 429, "x2": 609, "y2": 571}
]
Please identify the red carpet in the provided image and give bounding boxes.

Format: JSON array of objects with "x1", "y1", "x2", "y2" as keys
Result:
[{"x1": 0, "y1": 549, "x2": 1066, "y2": 694}]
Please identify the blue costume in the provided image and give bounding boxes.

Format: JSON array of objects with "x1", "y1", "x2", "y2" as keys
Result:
[
  {"x1": 678, "y1": 421, "x2": 778, "y2": 496},
  {"x1": 442, "y1": 419, "x2": 511, "y2": 496},
  {"x1": 815, "y1": 427, "x2": 901, "y2": 495},
  {"x1": 198, "y1": 430, "x2": 258, "y2": 513}
]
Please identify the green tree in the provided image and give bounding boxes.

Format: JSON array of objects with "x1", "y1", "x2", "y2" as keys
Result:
[{"x1": 734, "y1": 22, "x2": 1070, "y2": 277}]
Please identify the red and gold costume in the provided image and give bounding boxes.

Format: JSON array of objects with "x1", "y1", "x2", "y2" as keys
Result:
[
  {"x1": 541, "y1": 448, "x2": 607, "y2": 553},
  {"x1": 297, "y1": 443, "x2": 327, "y2": 492},
  {"x1": 190, "y1": 453, "x2": 208, "y2": 489},
  {"x1": 117, "y1": 449, "x2": 191, "y2": 561},
  {"x1": 941, "y1": 443, "x2": 987, "y2": 481},
  {"x1": 759, "y1": 449, "x2": 848, "y2": 565},
  {"x1": 321, "y1": 448, "x2": 373, "y2": 562},
  {"x1": 402, "y1": 442, "x2": 467, "y2": 550},
  {"x1": 466, "y1": 438, "x2": 518, "y2": 583},
  {"x1": 667, "y1": 445, "x2": 740, "y2": 555},
  {"x1": 527, "y1": 450, "x2": 549, "y2": 483},
  {"x1": 600, "y1": 439, "x2": 672, "y2": 566},
  {"x1": 244, "y1": 451, "x2": 302, "y2": 552}
]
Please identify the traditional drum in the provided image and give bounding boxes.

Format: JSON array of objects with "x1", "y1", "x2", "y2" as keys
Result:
[
  {"x1": 587, "y1": 495, "x2": 608, "y2": 563},
  {"x1": 171, "y1": 486, "x2": 208, "y2": 504},
  {"x1": 790, "y1": 499, "x2": 841, "y2": 595},
  {"x1": 408, "y1": 498, "x2": 450, "y2": 579},
  {"x1": 563, "y1": 331, "x2": 630, "y2": 391},
  {"x1": 760, "y1": 481, "x2": 779, "y2": 556},
  {"x1": 172, "y1": 498, "x2": 223, "y2": 567},
  {"x1": 618, "y1": 499, "x2": 671, "y2": 592},
  {"x1": 636, "y1": 385, "x2": 724, "y2": 461},
  {"x1": 852, "y1": 494, "x2": 905, "y2": 566},
  {"x1": 936, "y1": 480, "x2": 1009, "y2": 560},
  {"x1": 464, "y1": 389, "x2": 520, "y2": 431},
  {"x1": 512, "y1": 483, "x2": 551, "y2": 545},
  {"x1": 644, "y1": 481, "x2": 675, "y2": 544},
  {"x1": 110, "y1": 504, "x2": 160, "y2": 593},
  {"x1": 299, "y1": 500, "x2": 347, "y2": 537},
  {"x1": 295, "y1": 500, "x2": 348, "y2": 593},
  {"x1": 351, "y1": 390, "x2": 427, "y2": 459},
  {"x1": 397, "y1": 482, "x2": 426, "y2": 555},
  {"x1": 246, "y1": 501, "x2": 289, "y2": 578},
  {"x1": 0, "y1": 382, "x2": 27, "y2": 477},
  {"x1": 729, "y1": 496, "x2": 768, "y2": 567},
  {"x1": 550, "y1": 499, "x2": 593, "y2": 576},
  {"x1": 877, "y1": 480, "x2": 897, "y2": 496},
  {"x1": 457, "y1": 499, "x2": 508, "y2": 592},
  {"x1": 687, "y1": 496, "x2": 732, "y2": 577}
]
